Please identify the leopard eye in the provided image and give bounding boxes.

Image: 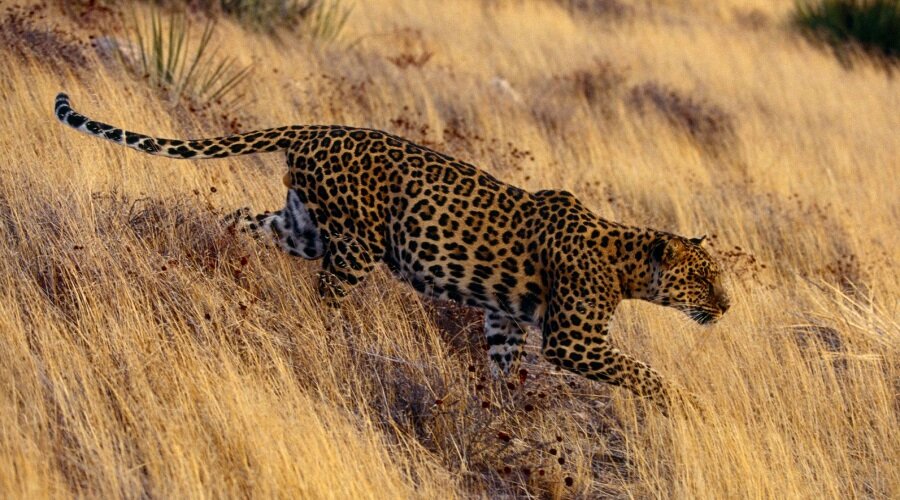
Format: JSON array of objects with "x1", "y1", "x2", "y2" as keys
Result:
[{"x1": 695, "y1": 275, "x2": 713, "y2": 292}]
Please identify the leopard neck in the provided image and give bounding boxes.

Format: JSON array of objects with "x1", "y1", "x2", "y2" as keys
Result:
[{"x1": 607, "y1": 227, "x2": 667, "y2": 301}]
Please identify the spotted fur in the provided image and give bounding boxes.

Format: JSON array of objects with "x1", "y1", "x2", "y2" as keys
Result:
[{"x1": 55, "y1": 92, "x2": 730, "y2": 414}]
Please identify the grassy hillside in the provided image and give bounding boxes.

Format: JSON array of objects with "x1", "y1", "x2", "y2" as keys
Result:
[{"x1": 1, "y1": 0, "x2": 897, "y2": 497}]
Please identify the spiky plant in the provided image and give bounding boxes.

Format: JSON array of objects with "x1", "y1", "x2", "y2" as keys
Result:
[{"x1": 118, "y1": 10, "x2": 252, "y2": 110}]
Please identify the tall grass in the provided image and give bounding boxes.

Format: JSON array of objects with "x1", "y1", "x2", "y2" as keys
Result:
[{"x1": 0, "y1": 0, "x2": 898, "y2": 497}]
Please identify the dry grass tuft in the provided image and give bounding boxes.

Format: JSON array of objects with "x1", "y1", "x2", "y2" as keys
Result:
[
  {"x1": 628, "y1": 81, "x2": 736, "y2": 151},
  {"x1": 555, "y1": 0, "x2": 633, "y2": 19},
  {"x1": 0, "y1": 4, "x2": 91, "y2": 71}
]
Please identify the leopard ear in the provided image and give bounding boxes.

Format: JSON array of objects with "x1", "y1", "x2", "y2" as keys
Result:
[
  {"x1": 651, "y1": 238, "x2": 688, "y2": 267},
  {"x1": 689, "y1": 235, "x2": 707, "y2": 246},
  {"x1": 650, "y1": 238, "x2": 666, "y2": 262},
  {"x1": 662, "y1": 238, "x2": 689, "y2": 267}
]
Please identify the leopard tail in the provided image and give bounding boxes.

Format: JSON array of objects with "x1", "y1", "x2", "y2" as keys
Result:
[{"x1": 54, "y1": 92, "x2": 298, "y2": 159}]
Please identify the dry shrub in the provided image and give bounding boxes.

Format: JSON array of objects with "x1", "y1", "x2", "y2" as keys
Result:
[
  {"x1": 747, "y1": 192, "x2": 872, "y2": 291},
  {"x1": 554, "y1": 0, "x2": 633, "y2": 18},
  {"x1": 569, "y1": 60, "x2": 628, "y2": 110},
  {"x1": 348, "y1": 26, "x2": 436, "y2": 70},
  {"x1": 442, "y1": 117, "x2": 536, "y2": 176},
  {"x1": 54, "y1": 0, "x2": 121, "y2": 29},
  {"x1": 530, "y1": 58, "x2": 628, "y2": 133},
  {"x1": 385, "y1": 27, "x2": 434, "y2": 69},
  {"x1": 628, "y1": 81, "x2": 736, "y2": 151},
  {"x1": 791, "y1": 323, "x2": 845, "y2": 354},
  {"x1": 385, "y1": 107, "x2": 536, "y2": 176},
  {"x1": 143, "y1": 0, "x2": 353, "y2": 39},
  {"x1": 8, "y1": 191, "x2": 249, "y2": 326},
  {"x1": 300, "y1": 71, "x2": 374, "y2": 120},
  {"x1": 734, "y1": 7, "x2": 770, "y2": 31},
  {"x1": 389, "y1": 51, "x2": 433, "y2": 69},
  {"x1": 363, "y1": 348, "x2": 624, "y2": 497},
  {"x1": 704, "y1": 237, "x2": 767, "y2": 284},
  {"x1": 387, "y1": 111, "x2": 437, "y2": 146},
  {"x1": 0, "y1": 4, "x2": 90, "y2": 71},
  {"x1": 580, "y1": 179, "x2": 683, "y2": 232},
  {"x1": 306, "y1": 275, "x2": 634, "y2": 498},
  {"x1": 90, "y1": 193, "x2": 240, "y2": 271},
  {"x1": 423, "y1": 297, "x2": 484, "y2": 355}
]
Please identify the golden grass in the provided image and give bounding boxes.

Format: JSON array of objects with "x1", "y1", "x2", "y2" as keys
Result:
[{"x1": 0, "y1": 0, "x2": 897, "y2": 497}]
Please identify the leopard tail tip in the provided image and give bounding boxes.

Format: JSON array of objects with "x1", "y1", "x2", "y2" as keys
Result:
[{"x1": 55, "y1": 92, "x2": 72, "y2": 120}]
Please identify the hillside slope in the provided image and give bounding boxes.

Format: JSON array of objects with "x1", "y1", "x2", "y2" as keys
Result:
[{"x1": 0, "y1": 0, "x2": 897, "y2": 497}]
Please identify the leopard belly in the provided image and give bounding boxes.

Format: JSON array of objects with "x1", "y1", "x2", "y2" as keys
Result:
[{"x1": 384, "y1": 221, "x2": 547, "y2": 325}]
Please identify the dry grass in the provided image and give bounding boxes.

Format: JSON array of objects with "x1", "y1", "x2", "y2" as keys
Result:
[{"x1": 1, "y1": 0, "x2": 898, "y2": 497}]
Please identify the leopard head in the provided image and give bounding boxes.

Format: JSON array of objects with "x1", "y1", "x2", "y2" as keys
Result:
[{"x1": 648, "y1": 235, "x2": 730, "y2": 324}]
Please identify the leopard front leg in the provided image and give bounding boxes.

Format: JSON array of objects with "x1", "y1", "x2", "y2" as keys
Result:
[
  {"x1": 484, "y1": 311, "x2": 528, "y2": 379},
  {"x1": 541, "y1": 294, "x2": 702, "y2": 416},
  {"x1": 225, "y1": 189, "x2": 324, "y2": 259},
  {"x1": 542, "y1": 332, "x2": 699, "y2": 415}
]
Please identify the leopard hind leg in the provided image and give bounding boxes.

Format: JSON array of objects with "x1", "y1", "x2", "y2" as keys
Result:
[{"x1": 226, "y1": 189, "x2": 324, "y2": 259}]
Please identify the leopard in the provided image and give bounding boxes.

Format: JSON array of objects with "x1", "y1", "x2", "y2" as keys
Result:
[{"x1": 54, "y1": 92, "x2": 730, "y2": 415}]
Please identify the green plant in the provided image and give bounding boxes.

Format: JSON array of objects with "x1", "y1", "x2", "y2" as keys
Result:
[
  {"x1": 124, "y1": 10, "x2": 252, "y2": 110},
  {"x1": 793, "y1": 0, "x2": 900, "y2": 63},
  {"x1": 304, "y1": 0, "x2": 353, "y2": 42},
  {"x1": 215, "y1": 0, "x2": 312, "y2": 30},
  {"x1": 175, "y1": 0, "x2": 353, "y2": 39}
]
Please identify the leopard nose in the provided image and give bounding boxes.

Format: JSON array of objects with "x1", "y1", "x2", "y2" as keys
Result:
[
  {"x1": 713, "y1": 283, "x2": 730, "y2": 312},
  {"x1": 718, "y1": 295, "x2": 731, "y2": 313}
]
